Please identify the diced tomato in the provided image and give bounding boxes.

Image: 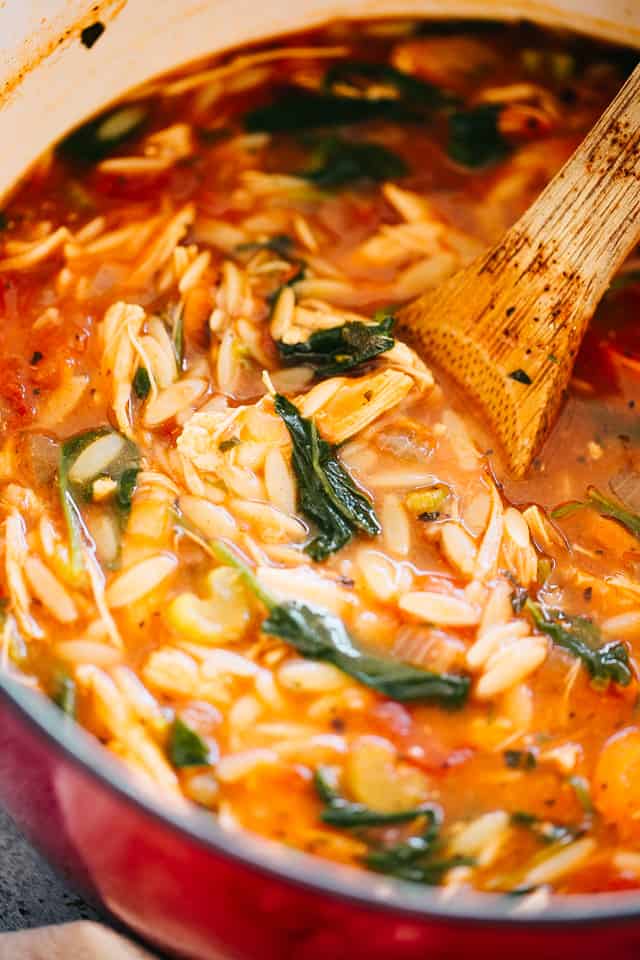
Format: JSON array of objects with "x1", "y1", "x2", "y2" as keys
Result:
[{"x1": 372, "y1": 701, "x2": 472, "y2": 774}]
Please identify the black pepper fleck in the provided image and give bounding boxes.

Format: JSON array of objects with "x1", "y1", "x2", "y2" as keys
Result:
[
  {"x1": 508, "y1": 368, "x2": 532, "y2": 385},
  {"x1": 81, "y1": 21, "x2": 105, "y2": 49}
]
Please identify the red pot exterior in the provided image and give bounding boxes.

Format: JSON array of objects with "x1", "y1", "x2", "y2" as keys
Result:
[{"x1": 1, "y1": 692, "x2": 640, "y2": 960}]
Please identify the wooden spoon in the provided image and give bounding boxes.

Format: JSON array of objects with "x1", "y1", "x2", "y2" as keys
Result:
[{"x1": 398, "y1": 62, "x2": 640, "y2": 476}]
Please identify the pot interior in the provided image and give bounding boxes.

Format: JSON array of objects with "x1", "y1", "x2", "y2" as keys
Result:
[
  {"x1": 0, "y1": 0, "x2": 640, "y2": 932},
  {"x1": 0, "y1": 0, "x2": 639, "y2": 200}
]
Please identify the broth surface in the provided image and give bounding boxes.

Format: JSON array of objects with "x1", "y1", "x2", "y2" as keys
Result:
[{"x1": 0, "y1": 19, "x2": 639, "y2": 899}]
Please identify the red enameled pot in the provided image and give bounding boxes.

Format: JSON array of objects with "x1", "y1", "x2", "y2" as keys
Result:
[
  {"x1": 1, "y1": 2, "x2": 640, "y2": 957},
  {"x1": 3, "y1": 678, "x2": 640, "y2": 958}
]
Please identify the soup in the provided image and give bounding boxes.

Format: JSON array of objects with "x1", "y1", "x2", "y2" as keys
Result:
[{"x1": 0, "y1": 18, "x2": 639, "y2": 899}]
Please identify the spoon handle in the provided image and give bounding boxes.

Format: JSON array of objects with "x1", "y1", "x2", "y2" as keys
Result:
[{"x1": 510, "y1": 60, "x2": 640, "y2": 301}]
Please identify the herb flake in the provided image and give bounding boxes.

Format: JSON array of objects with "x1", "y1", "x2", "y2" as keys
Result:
[
  {"x1": 508, "y1": 368, "x2": 533, "y2": 385},
  {"x1": 133, "y1": 366, "x2": 151, "y2": 399},
  {"x1": 219, "y1": 437, "x2": 241, "y2": 453},
  {"x1": 51, "y1": 673, "x2": 76, "y2": 718},
  {"x1": 169, "y1": 716, "x2": 210, "y2": 767}
]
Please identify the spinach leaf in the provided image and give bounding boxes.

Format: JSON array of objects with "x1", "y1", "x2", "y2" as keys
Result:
[
  {"x1": 262, "y1": 598, "x2": 470, "y2": 707},
  {"x1": 314, "y1": 768, "x2": 472, "y2": 884},
  {"x1": 300, "y1": 137, "x2": 407, "y2": 188},
  {"x1": 511, "y1": 811, "x2": 582, "y2": 845},
  {"x1": 554, "y1": 483, "x2": 640, "y2": 540},
  {"x1": 447, "y1": 103, "x2": 509, "y2": 168},
  {"x1": 213, "y1": 539, "x2": 470, "y2": 708},
  {"x1": 277, "y1": 314, "x2": 395, "y2": 378},
  {"x1": 314, "y1": 767, "x2": 429, "y2": 827},
  {"x1": 162, "y1": 301, "x2": 185, "y2": 372},
  {"x1": 525, "y1": 598, "x2": 632, "y2": 687},
  {"x1": 245, "y1": 87, "x2": 417, "y2": 133},
  {"x1": 236, "y1": 234, "x2": 295, "y2": 258},
  {"x1": 59, "y1": 428, "x2": 140, "y2": 574},
  {"x1": 323, "y1": 61, "x2": 455, "y2": 111},
  {"x1": 168, "y1": 716, "x2": 210, "y2": 767},
  {"x1": 274, "y1": 394, "x2": 380, "y2": 560},
  {"x1": 366, "y1": 848, "x2": 473, "y2": 884},
  {"x1": 245, "y1": 60, "x2": 456, "y2": 134},
  {"x1": 59, "y1": 103, "x2": 148, "y2": 164}
]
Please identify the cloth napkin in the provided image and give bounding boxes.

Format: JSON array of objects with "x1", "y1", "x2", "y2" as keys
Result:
[{"x1": 0, "y1": 922, "x2": 158, "y2": 959}]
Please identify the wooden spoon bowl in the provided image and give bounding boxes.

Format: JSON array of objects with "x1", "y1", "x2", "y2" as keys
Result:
[{"x1": 399, "y1": 62, "x2": 640, "y2": 476}]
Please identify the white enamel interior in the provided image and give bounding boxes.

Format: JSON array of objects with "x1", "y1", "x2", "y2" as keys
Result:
[{"x1": 0, "y1": 0, "x2": 638, "y2": 202}]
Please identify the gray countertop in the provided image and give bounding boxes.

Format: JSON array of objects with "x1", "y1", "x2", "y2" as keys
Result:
[{"x1": 0, "y1": 803, "x2": 100, "y2": 933}]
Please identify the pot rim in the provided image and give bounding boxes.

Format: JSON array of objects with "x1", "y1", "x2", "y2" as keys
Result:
[
  {"x1": 3, "y1": 674, "x2": 640, "y2": 927},
  {"x1": 3, "y1": 3, "x2": 640, "y2": 930}
]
